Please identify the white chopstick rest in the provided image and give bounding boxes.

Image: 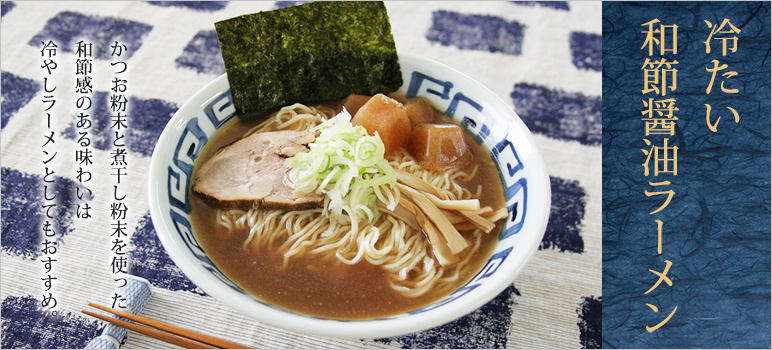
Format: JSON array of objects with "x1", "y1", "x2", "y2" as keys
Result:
[
  {"x1": 83, "y1": 334, "x2": 121, "y2": 349},
  {"x1": 85, "y1": 275, "x2": 154, "y2": 349}
]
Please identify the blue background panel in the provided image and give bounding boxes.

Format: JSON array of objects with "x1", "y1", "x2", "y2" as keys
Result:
[{"x1": 602, "y1": 2, "x2": 770, "y2": 348}]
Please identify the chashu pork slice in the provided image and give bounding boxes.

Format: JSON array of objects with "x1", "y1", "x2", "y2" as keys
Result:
[{"x1": 192, "y1": 130, "x2": 323, "y2": 210}]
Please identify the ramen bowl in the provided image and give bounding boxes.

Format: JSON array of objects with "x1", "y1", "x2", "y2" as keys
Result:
[{"x1": 148, "y1": 53, "x2": 551, "y2": 338}]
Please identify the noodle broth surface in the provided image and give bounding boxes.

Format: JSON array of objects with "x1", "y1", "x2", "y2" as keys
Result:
[{"x1": 189, "y1": 102, "x2": 505, "y2": 319}]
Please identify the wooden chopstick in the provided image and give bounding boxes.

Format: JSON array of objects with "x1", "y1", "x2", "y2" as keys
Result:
[
  {"x1": 83, "y1": 303, "x2": 251, "y2": 349},
  {"x1": 82, "y1": 310, "x2": 216, "y2": 349}
]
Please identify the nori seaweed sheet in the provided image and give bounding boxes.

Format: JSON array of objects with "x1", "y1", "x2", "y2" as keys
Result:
[{"x1": 215, "y1": 1, "x2": 403, "y2": 118}]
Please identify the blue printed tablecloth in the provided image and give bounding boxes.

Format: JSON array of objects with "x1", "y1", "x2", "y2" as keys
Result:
[{"x1": 1, "y1": 1, "x2": 602, "y2": 348}]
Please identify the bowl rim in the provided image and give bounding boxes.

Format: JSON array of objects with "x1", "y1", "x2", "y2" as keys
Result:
[{"x1": 148, "y1": 52, "x2": 551, "y2": 338}]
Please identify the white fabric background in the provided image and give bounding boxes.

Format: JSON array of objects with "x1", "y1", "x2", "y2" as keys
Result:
[{"x1": 1, "y1": 1, "x2": 601, "y2": 348}]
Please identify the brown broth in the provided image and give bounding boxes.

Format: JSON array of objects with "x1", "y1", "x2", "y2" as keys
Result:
[{"x1": 189, "y1": 101, "x2": 505, "y2": 319}]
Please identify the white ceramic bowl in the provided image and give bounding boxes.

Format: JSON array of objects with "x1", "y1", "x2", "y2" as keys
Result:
[{"x1": 148, "y1": 53, "x2": 551, "y2": 338}]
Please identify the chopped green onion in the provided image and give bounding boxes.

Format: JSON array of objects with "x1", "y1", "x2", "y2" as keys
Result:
[{"x1": 285, "y1": 109, "x2": 398, "y2": 223}]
